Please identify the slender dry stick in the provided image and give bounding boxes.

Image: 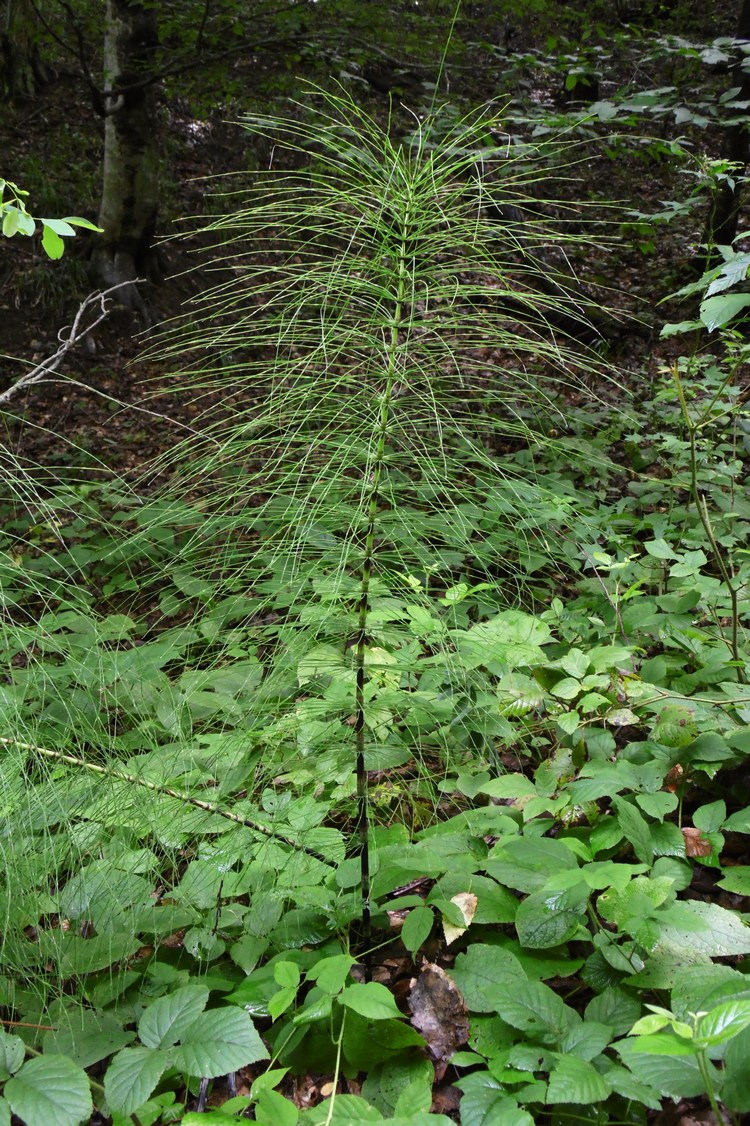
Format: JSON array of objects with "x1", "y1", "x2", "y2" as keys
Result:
[{"x1": 0, "y1": 737, "x2": 335, "y2": 866}]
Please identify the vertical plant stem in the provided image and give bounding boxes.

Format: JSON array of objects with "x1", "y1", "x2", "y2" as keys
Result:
[
  {"x1": 672, "y1": 364, "x2": 745, "y2": 681},
  {"x1": 355, "y1": 184, "x2": 414, "y2": 961}
]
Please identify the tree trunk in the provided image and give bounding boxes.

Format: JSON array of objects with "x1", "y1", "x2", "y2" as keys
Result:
[
  {"x1": 701, "y1": 0, "x2": 750, "y2": 258},
  {"x1": 91, "y1": 0, "x2": 160, "y2": 323},
  {"x1": 0, "y1": 0, "x2": 47, "y2": 98}
]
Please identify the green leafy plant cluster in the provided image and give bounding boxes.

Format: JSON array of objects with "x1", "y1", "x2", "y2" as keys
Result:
[{"x1": 0, "y1": 83, "x2": 749, "y2": 1125}]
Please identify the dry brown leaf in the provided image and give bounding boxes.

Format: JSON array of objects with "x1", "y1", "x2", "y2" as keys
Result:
[
  {"x1": 681, "y1": 827, "x2": 713, "y2": 858},
  {"x1": 409, "y1": 961, "x2": 469, "y2": 1079}
]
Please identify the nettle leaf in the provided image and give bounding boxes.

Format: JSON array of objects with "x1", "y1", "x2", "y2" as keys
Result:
[
  {"x1": 695, "y1": 1000, "x2": 750, "y2": 1048},
  {"x1": 699, "y1": 292, "x2": 750, "y2": 331},
  {"x1": 449, "y1": 944, "x2": 526, "y2": 1012},
  {"x1": 613, "y1": 798, "x2": 654, "y2": 864},
  {"x1": 654, "y1": 901, "x2": 750, "y2": 959},
  {"x1": 585, "y1": 987, "x2": 642, "y2": 1037},
  {"x1": 515, "y1": 888, "x2": 586, "y2": 949},
  {"x1": 339, "y1": 982, "x2": 403, "y2": 1020},
  {"x1": 547, "y1": 1054, "x2": 612, "y2": 1103},
  {"x1": 138, "y1": 985, "x2": 209, "y2": 1049},
  {"x1": 0, "y1": 1030, "x2": 25, "y2": 1079},
  {"x1": 451, "y1": 610, "x2": 550, "y2": 670},
  {"x1": 617, "y1": 1039, "x2": 711, "y2": 1099},
  {"x1": 5, "y1": 1055, "x2": 92, "y2": 1126},
  {"x1": 498, "y1": 979, "x2": 578, "y2": 1043},
  {"x1": 455, "y1": 1072, "x2": 534, "y2": 1126},
  {"x1": 485, "y1": 837, "x2": 579, "y2": 894},
  {"x1": 718, "y1": 867, "x2": 750, "y2": 895},
  {"x1": 171, "y1": 1008, "x2": 269, "y2": 1076},
  {"x1": 104, "y1": 1046, "x2": 168, "y2": 1117}
]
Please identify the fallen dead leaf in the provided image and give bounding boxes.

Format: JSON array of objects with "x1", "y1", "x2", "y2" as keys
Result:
[{"x1": 409, "y1": 960, "x2": 469, "y2": 1080}]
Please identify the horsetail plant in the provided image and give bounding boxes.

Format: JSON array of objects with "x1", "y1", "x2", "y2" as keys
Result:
[{"x1": 150, "y1": 85, "x2": 611, "y2": 957}]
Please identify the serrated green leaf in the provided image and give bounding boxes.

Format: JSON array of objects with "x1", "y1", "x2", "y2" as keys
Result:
[
  {"x1": 547, "y1": 1054, "x2": 612, "y2": 1103},
  {"x1": 0, "y1": 1030, "x2": 25, "y2": 1080},
  {"x1": 699, "y1": 292, "x2": 750, "y2": 331},
  {"x1": 613, "y1": 798, "x2": 653, "y2": 864},
  {"x1": 171, "y1": 1007, "x2": 268, "y2": 1077},
  {"x1": 5, "y1": 1055, "x2": 92, "y2": 1126},
  {"x1": 515, "y1": 889, "x2": 585, "y2": 949},
  {"x1": 339, "y1": 981, "x2": 402, "y2": 1020},
  {"x1": 450, "y1": 943, "x2": 526, "y2": 1011},
  {"x1": 695, "y1": 1000, "x2": 750, "y2": 1047},
  {"x1": 718, "y1": 867, "x2": 750, "y2": 895},
  {"x1": 104, "y1": 1047, "x2": 167, "y2": 1116},
  {"x1": 138, "y1": 985, "x2": 209, "y2": 1049},
  {"x1": 654, "y1": 900, "x2": 750, "y2": 958}
]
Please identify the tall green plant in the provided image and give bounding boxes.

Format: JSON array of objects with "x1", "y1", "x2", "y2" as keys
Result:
[{"x1": 151, "y1": 86, "x2": 611, "y2": 947}]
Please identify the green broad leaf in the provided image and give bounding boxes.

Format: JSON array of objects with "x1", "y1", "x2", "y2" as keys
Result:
[
  {"x1": 643, "y1": 538, "x2": 676, "y2": 560},
  {"x1": 361, "y1": 1056, "x2": 433, "y2": 1118},
  {"x1": 401, "y1": 905, "x2": 434, "y2": 954},
  {"x1": 613, "y1": 798, "x2": 653, "y2": 864},
  {"x1": 5, "y1": 1055, "x2": 92, "y2": 1126},
  {"x1": 654, "y1": 901, "x2": 750, "y2": 958},
  {"x1": 0, "y1": 1096, "x2": 9, "y2": 1126},
  {"x1": 138, "y1": 985, "x2": 209, "y2": 1049},
  {"x1": 699, "y1": 292, "x2": 750, "y2": 331},
  {"x1": 274, "y1": 961, "x2": 301, "y2": 989},
  {"x1": 724, "y1": 1026, "x2": 750, "y2": 1112},
  {"x1": 485, "y1": 837, "x2": 579, "y2": 894},
  {"x1": 171, "y1": 1008, "x2": 269, "y2": 1076},
  {"x1": 515, "y1": 889, "x2": 585, "y2": 949},
  {"x1": 339, "y1": 982, "x2": 402, "y2": 1020},
  {"x1": 660, "y1": 319, "x2": 703, "y2": 337},
  {"x1": 450, "y1": 943, "x2": 526, "y2": 1011},
  {"x1": 560, "y1": 1021, "x2": 613, "y2": 1061},
  {"x1": 598, "y1": 1062, "x2": 662, "y2": 1111},
  {"x1": 635, "y1": 792, "x2": 678, "y2": 821},
  {"x1": 40, "y1": 223, "x2": 65, "y2": 259},
  {"x1": 693, "y1": 799, "x2": 726, "y2": 832},
  {"x1": 617, "y1": 1039, "x2": 709, "y2": 1099},
  {"x1": 723, "y1": 809, "x2": 750, "y2": 832},
  {"x1": 451, "y1": 610, "x2": 550, "y2": 670},
  {"x1": 298, "y1": 1095, "x2": 387, "y2": 1122},
  {"x1": 268, "y1": 985, "x2": 298, "y2": 1021},
  {"x1": 40, "y1": 217, "x2": 77, "y2": 237},
  {"x1": 42, "y1": 1011, "x2": 134, "y2": 1068},
  {"x1": 0, "y1": 1030, "x2": 25, "y2": 1079},
  {"x1": 479, "y1": 774, "x2": 536, "y2": 799},
  {"x1": 717, "y1": 867, "x2": 750, "y2": 895},
  {"x1": 585, "y1": 988, "x2": 642, "y2": 1037},
  {"x1": 307, "y1": 954, "x2": 355, "y2": 995},
  {"x1": 547, "y1": 1055, "x2": 612, "y2": 1103},
  {"x1": 2, "y1": 207, "x2": 21, "y2": 237},
  {"x1": 455, "y1": 1072, "x2": 533, "y2": 1126},
  {"x1": 556, "y1": 710, "x2": 580, "y2": 735},
  {"x1": 550, "y1": 676, "x2": 581, "y2": 701},
  {"x1": 61, "y1": 215, "x2": 104, "y2": 232},
  {"x1": 498, "y1": 979, "x2": 578, "y2": 1043},
  {"x1": 254, "y1": 1087, "x2": 298, "y2": 1125},
  {"x1": 104, "y1": 1047, "x2": 167, "y2": 1117},
  {"x1": 695, "y1": 1000, "x2": 750, "y2": 1047}
]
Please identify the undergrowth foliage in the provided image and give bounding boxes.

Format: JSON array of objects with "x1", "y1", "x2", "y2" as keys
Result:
[{"x1": 0, "y1": 86, "x2": 749, "y2": 1126}]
